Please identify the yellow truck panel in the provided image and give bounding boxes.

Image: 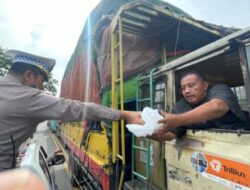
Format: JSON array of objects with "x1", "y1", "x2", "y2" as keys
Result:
[{"x1": 166, "y1": 130, "x2": 250, "y2": 190}]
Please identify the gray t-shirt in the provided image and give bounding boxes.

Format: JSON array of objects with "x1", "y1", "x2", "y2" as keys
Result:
[
  {"x1": 0, "y1": 74, "x2": 120, "y2": 170},
  {"x1": 171, "y1": 84, "x2": 250, "y2": 137}
]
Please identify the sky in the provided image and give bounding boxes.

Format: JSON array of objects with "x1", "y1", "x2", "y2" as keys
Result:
[
  {"x1": 0, "y1": 0, "x2": 250, "y2": 94},
  {"x1": 0, "y1": 0, "x2": 100, "y2": 93}
]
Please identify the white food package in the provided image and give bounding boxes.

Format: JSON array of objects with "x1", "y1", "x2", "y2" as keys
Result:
[{"x1": 126, "y1": 107, "x2": 163, "y2": 137}]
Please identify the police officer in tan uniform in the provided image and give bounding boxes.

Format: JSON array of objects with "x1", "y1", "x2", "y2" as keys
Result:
[{"x1": 0, "y1": 50, "x2": 143, "y2": 171}]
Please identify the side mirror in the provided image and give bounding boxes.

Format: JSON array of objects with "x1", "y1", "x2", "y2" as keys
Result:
[{"x1": 49, "y1": 155, "x2": 65, "y2": 166}]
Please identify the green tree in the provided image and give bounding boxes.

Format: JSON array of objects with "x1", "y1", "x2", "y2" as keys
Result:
[
  {"x1": 0, "y1": 47, "x2": 58, "y2": 95},
  {"x1": 44, "y1": 74, "x2": 58, "y2": 95},
  {"x1": 0, "y1": 47, "x2": 11, "y2": 76}
]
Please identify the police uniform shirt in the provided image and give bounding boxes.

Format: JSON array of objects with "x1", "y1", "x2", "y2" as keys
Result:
[
  {"x1": 171, "y1": 84, "x2": 250, "y2": 137},
  {"x1": 0, "y1": 74, "x2": 120, "y2": 170}
]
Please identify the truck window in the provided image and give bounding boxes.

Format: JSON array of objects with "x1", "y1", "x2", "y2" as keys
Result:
[
  {"x1": 140, "y1": 76, "x2": 166, "y2": 110},
  {"x1": 153, "y1": 78, "x2": 166, "y2": 110},
  {"x1": 231, "y1": 86, "x2": 248, "y2": 111}
]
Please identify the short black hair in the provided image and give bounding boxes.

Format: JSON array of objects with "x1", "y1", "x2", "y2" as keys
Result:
[
  {"x1": 179, "y1": 71, "x2": 205, "y2": 82},
  {"x1": 9, "y1": 62, "x2": 48, "y2": 81}
]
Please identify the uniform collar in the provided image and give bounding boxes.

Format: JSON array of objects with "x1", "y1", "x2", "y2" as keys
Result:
[{"x1": 5, "y1": 74, "x2": 23, "y2": 85}]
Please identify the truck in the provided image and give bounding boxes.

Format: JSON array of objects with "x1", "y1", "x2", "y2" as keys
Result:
[{"x1": 59, "y1": 0, "x2": 250, "y2": 189}]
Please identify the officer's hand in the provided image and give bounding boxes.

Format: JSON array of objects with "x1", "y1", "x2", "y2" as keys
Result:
[{"x1": 121, "y1": 111, "x2": 144, "y2": 125}]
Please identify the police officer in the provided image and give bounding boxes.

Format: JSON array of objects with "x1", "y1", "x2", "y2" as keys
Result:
[{"x1": 0, "y1": 50, "x2": 143, "y2": 171}]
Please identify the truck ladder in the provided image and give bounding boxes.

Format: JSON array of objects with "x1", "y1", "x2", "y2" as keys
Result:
[
  {"x1": 132, "y1": 68, "x2": 156, "y2": 189},
  {"x1": 111, "y1": 16, "x2": 126, "y2": 190}
]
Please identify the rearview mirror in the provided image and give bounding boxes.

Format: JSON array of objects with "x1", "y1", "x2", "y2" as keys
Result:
[{"x1": 49, "y1": 155, "x2": 65, "y2": 166}]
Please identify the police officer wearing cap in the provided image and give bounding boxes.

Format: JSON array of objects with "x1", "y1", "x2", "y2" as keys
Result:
[{"x1": 0, "y1": 50, "x2": 143, "y2": 171}]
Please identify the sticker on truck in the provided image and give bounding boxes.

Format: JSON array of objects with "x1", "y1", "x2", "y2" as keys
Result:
[{"x1": 191, "y1": 152, "x2": 250, "y2": 190}]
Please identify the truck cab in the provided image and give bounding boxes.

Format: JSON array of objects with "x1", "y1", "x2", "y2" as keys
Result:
[{"x1": 158, "y1": 27, "x2": 250, "y2": 190}]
